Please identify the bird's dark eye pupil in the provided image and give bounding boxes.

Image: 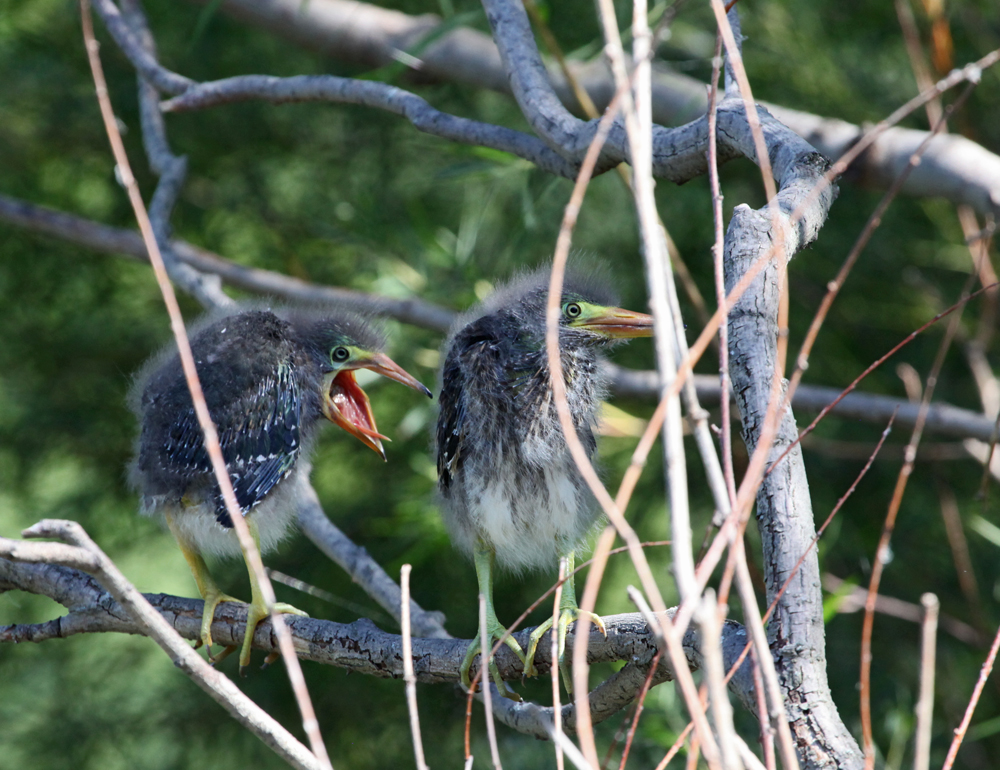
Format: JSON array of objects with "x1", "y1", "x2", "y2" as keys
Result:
[
  {"x1": 332, "y1": 347, "x2": 349, "y2": 362},
  {"x1": 565, "y1": 303, "x2": 582, "y2": 318}
]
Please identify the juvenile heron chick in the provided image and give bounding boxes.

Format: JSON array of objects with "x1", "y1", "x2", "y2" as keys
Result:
[
  {"x1": 131, "y1": 307, "x2": 431, "y2": 671},
  {"x1": 436, "y1": 269, "x2": 653, "y2": 698}
]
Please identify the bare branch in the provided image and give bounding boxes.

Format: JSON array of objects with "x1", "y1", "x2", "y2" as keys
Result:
[
  {"x1": 913, "y1": 594, "x2": 938, "y2": 770},
  {"x1": 400, "y1": 565, "x2": 429, "y2": 770},
  {"x1": 297, "y1": 483, "x2": 449, "y2": 640},
  {"x1": 696, "y1": 591, "x2": 744, "y2": 770},
  {"x1": 92, "y1": 0, "x2": 193, "y2": 93},
  {"x1": 161, "y1": 74, "x2": 579, "y2": 179},
  {"x1": 193, "y1": 0, "x2": 1000, "y2": 217},
  {"x1": 611, "y1": 364, "x2": 1000, "y2": 442},
  {"x1": 0, "y1": 524, "x2": 324, "y2": 770},
  {"x1": 0, "y1": 551, "x2": 756, "y2": 739},
  {"x1": 0, "y1": 193, "x2": 455, "y2": 331},
  {"x1": 699, "y1": 7, "x2": 859, "y2": 766},
  {"x1": 823, "y1": 575, "x2": 980, "y2": 647},
  {"x1": 119, "y1": 0, "x2": 232, "y2": 310}
]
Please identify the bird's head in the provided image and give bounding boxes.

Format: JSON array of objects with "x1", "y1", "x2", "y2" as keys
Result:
[
  {"x1": 554, "y1": 295, "x2": 654, "y2": 344},
  {"x1": 291, "y1": 312, "x2": 432, "y2": 460},
  {"x1": 490, "y1": 268, "x2": 654, "y2": 350}
]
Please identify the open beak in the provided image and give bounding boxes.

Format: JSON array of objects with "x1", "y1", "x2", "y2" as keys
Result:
[
  {"x1": 578, "y1": 306, "x2": 654, "y2": 339},
  {"x1": 321, "y1": 353, "x2": 432, "y2": 460},
  {"x1": 322, "y1": 370, "x2": 390, "y2": 459}
]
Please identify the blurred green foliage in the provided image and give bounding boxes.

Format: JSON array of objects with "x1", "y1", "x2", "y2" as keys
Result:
[{"x1": 1, "y1": 0, "x2": 1000, "y2": 767}]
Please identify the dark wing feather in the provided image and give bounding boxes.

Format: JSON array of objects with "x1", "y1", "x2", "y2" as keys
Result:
[
  {"x1": 437, "y1": 320, "x2": 504, "y2": 490},
  {"x1": 436, "y1": 346, "x2": 467, "y2": 491},
  {"x1": 159, "y1": 362, "x2": 302, "y2": 525}
]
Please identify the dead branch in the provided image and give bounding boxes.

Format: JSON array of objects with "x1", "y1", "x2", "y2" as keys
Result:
[
  {"x1": 0, "y1": 542, "x2": 755, "y2": 740},
  {"x1": 0, "y1": 522, "x2": 323, "y2": 770},
  {"x1": 710, "y1": 11, "x2": 861, "y2": 765},
  {"x1": 189, "y1": 0, "x2": 1000, "y2": 218}
]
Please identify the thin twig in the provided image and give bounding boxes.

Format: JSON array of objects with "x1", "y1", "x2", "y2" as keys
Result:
[
  {"x1": 781, "y1": 83, "x2": 980, "y2": 449},
  {"x1": 79, "y1": 4, "x2": 332, "y2": 768},
  {"x1": 936, "y1": 482, "x2": 986, "y2": 634},
  {"x1": 940, "y1": 620, "x2": 1000, "y2": 770},
  {"x1": 542, "y1": 8, "x2": 722, "y2": 765},
  {"x1": 769, "y1": 281, "x2": 999, "y2": 474},
  {"x1": 400, "y1": 565, "x2": 429, "y2": 770},
  {"x1": 696, "y1": 590, "x2": 744, "y2": 770},
  {"x1": 913, "y1": 593, "x2": 938, "y2": 770},
  {"x1": 629, "y1": 0, "x2": 697, "y2": 607},
  {"x1": 860, "y1": 264, "x2": 980, "y2": 769},
  {"x1": 735, "y1": 736, "x2": 768, "y2": 770},
  {"x1": 617, "y1": 648, "x2": 662, "y2": 770},
  {"x1": 654, "y1": 721, "x2": 696, "y2": 770},
  {"x1": 733, "y1": 545, "x2": 798, "y2": 770},
  {"x1": 706, "y1": 31, "x2": 737, "y2": 509},
  {"x1": 552, "y1": 558, "x2": 567, "y2": 770},
  {"x1": 823, "y1": 575, "x2": 980, "y2": 647},
  {"x1": 668, "y1": 411, "x2": 896, "y2": 770},
  {"x1": 751, "y1": 648, "x2": 776, "y2": 770}
]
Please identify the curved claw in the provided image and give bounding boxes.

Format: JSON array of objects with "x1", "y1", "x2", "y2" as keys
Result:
[
  {"x1": 525, "y1": 609, "x2": 607, "y2": 693},
  {"x1": 460, "y1": 629, "x2": 525, "y2": 702}
]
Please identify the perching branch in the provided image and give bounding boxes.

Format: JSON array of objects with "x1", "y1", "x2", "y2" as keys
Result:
[
  {"x1": 0, "y1": 521, "x2": 324, "y2": 770},
  {"x1": 0, "y1": 533, "x2": 756, "y2": 741}
]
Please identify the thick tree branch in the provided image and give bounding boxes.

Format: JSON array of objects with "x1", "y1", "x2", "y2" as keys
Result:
[
  {"x1": 0, "y1": 522, "x2": 324, "y2": 770},
  {"x1": 719, "y1": 90, "x2": 863, "y2": 770},
  {"x1": 161, "y1": 74, "x2": 579, "y2": 179},
  {"x1": 94, "y1": 0, "x2": 846, "y2": 190},
  {"x1": 0, "y1": 548, "x2": 754, "y2": 739},
  {"x1": 191, "y1": 0, "x2": 1000, "y2": 217}
]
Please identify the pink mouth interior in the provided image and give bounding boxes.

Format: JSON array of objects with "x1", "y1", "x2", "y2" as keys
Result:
[{"x1": 330, "y1": 372, "x2": 385, "y2": 439}]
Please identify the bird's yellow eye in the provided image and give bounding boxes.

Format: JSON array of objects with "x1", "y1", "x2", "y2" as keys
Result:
[
  {"x1": 563, "y1": 302, "x2": 582, "y2": 319},
  {"x1": 331, "y1": 346, "x2": 350, "y2": 364}
]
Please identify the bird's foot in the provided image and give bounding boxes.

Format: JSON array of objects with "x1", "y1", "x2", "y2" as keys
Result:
[
  {"x1": 198, "y1": 589, "x2": 244, "y2": 662},
  {"x1": 524, "y1": 608, "x2": 607, "y2": 693},
  {"x1": 239, "y1": 601, "x2": 309, "y2": 675},
  {"x1": 461, "y1": 622, "x2": 526, "y2": 702}
]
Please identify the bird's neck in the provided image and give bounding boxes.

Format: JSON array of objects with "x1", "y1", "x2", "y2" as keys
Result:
[{"x1": 511, "y1": 345, "x2": 602, "y2": 404}]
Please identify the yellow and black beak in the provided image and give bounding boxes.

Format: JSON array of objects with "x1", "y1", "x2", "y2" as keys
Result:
[
  {"x1": 575, "y1": 306, "x2": 654, "y2": 339},
  {"x1": 321, "y1": 353, "x2": 432, "y2": 460}
]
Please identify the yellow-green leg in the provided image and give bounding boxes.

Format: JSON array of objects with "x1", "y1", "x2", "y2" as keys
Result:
[
  {"x1": 461, "y1": 539, "x2": 526, "y2": 701},
  {"x1": 166, "y1": 511, "x2": 242, "y2": 660},
  {"x1": 237, "y1": 519, "x2": 308, "y2": 675},
  {"x1": 524, "y1": 550, "x2": 607, "y2": 692}
]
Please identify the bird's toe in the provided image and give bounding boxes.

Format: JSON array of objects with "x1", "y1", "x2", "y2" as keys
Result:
[
  {"x1": 200, "y1": 590, "x2": 243, "y2": 652},
  {"x1": 237, "y1": 601, "x2": 308, "y2": 674},
  {"x1": 461, "y1": 631, "x2": 522, "y2": 700},
  {"x1": 524, "y1": 618, "x2": 554, "y2": 679}
]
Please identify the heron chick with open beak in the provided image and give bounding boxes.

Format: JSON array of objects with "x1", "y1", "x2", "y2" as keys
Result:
[
  {"x1": 131, "y1": 307, "x2": 431, "y2": 672},
  {"x1": 436, "y1": 267, "x2": 653, "y2": 699}
]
